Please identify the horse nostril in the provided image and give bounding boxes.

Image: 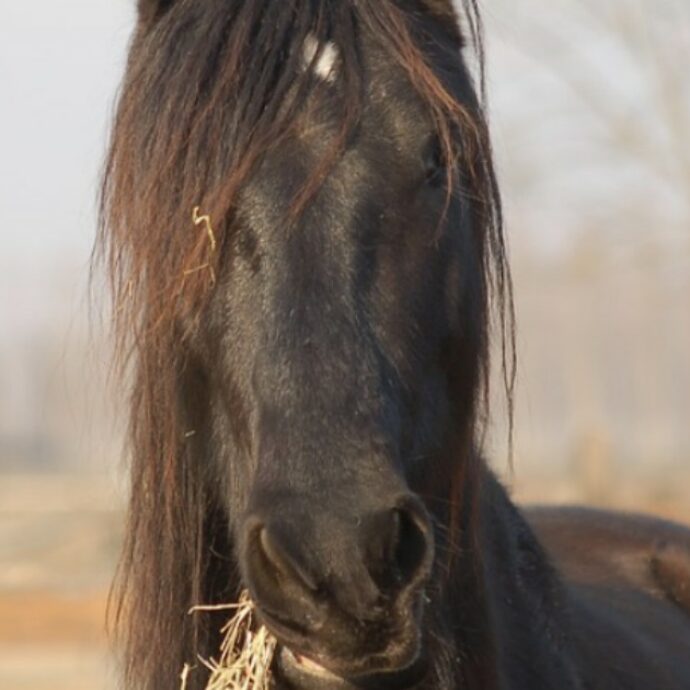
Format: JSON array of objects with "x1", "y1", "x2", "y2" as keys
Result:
[
  {"x1": 366, "y1": 498, "x2": 434, "y2": 593},
  {"x1": 392, "y1": 499, "x2": 434, "y2": 590},
  {"x1": 256, "y1": 524, "x2": 320, "y2": 593}
]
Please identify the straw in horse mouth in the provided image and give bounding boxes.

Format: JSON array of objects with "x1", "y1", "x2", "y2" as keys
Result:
[
  {"x1": 181, "y1": 592, "x2": 276, "y2": 690},
  {"x1": 181, "y1": 591, "x2": 334, "y2": 690}
]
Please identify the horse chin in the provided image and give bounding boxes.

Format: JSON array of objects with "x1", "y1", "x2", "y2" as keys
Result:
[{"x1": 274, "y1": 644, "x2": 428, "y2": 690}]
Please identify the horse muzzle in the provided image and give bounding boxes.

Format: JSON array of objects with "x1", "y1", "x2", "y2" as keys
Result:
[{"x1": 239, "y1": 490, "x2": 434, "y2": 689}]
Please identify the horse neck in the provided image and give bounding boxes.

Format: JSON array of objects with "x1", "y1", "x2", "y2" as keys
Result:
[{"x1": 458, "y1": 468, "x2": 584, "y2": 690}]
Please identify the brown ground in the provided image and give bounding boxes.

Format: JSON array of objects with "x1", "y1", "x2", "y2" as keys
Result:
[
  {"x1": 0, "y1": 591, "x2": 112, "y2": 690},
  {"x1": 0, "y1": 590, "x2": 107, "y2": 646},
  {"x1": 0, "y1": 476, "x2": 120, "y2": 689}
]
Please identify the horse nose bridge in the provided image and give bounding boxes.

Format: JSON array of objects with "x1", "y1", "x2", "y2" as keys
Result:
[
  {"x1": 252, "y1": 381, "x2": 403, "y2": 482},
  {"x1": 248, "y1": 284, "x2": 403, "y2": 455},
  {"x1": 251, "y1": 268, "x2": 398, "y2": 417},
  {"x1": 252, "y1": 337, "x2": 390, "y2": 416}
]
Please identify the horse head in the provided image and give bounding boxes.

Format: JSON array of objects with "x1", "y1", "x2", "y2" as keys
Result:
[{"x1": 100, "y1": 2, "x2": 511, "y2": 688}]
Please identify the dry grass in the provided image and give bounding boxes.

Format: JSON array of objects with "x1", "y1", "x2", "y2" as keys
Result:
[{"x1": 182, "y1": 592, "x2": 277, "y2": 690}]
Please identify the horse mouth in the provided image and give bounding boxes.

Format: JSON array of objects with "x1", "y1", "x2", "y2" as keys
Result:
[
  {"x1": 275, "y1": 643, "x2": 427, "y2": 690},
  {"x1": 252, "y1": 569, "x2": 432, "y2": 689},
  {"x1": 279, "y1": 647, "x2": 342, "y2": 680}
]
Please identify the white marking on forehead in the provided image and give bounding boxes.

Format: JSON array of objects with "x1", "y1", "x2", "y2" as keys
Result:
[{"x1": 302, "y1": 33, "x2": 339, "y2": 83}]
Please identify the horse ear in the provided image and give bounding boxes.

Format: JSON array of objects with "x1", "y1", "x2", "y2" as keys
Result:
[
  {"x1": 419, "y1": 0, "x2": 463, "y2": 43},
  {"x1": 421, "y1": 0, "x2": 457, "y2": 18},
  {"x1": 137, "y1": 0, "x2": 175, "y2": 27}
]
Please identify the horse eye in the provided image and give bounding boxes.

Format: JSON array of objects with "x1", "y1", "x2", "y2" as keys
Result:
[{"x1": 423, "y1": 136, "x2": 445, "y2": 188}]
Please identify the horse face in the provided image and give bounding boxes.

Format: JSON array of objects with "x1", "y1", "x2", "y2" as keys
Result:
[{"x1": 190, "y1": 15, "x2": 478, "y2": 689}]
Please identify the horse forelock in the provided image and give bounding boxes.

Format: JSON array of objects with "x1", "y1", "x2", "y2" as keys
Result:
[{"x1": 97, "y1": 1, "x2": 513, "y2": 688}]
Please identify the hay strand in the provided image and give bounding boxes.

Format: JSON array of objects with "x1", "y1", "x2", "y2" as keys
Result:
[
  {"x1": 182, "y1": 591, "x2": 278, "y2": 690},
  {"x1": 184, "y1": 207, "x2": 218, "y2": 285},
  {"x1": 192, "y1": 207, "x2": 218, "y2": 253}
]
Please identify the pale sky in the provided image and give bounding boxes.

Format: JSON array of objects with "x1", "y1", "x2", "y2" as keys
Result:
[
  {"x1": 0, "y1": 2, "x2": 135, "y2": 266},
  {"x1": 0, "y1": 0, "x2": 687, "y2": 323},
  {"x1": 2, "y1": 1, "x2": 686, "y2": 267}
]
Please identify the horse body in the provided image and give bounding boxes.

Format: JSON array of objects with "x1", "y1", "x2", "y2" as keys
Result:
[{"x1": 99, "y1": 1, "x2": 690, "y2": 688}]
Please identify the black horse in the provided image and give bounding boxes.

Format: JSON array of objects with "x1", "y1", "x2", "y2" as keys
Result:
[{"x1": 98, "y1": 1, "x2": 690, "y2": 689}]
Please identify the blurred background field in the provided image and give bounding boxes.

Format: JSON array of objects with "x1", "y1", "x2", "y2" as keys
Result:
[{"x1": 1, "y1": 0, "x2": 688, "y2": 688}]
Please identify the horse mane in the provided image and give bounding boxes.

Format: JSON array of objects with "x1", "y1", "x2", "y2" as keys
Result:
[{"x1": 96, "y1": 1, "x2": 514, "y2": 688}]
